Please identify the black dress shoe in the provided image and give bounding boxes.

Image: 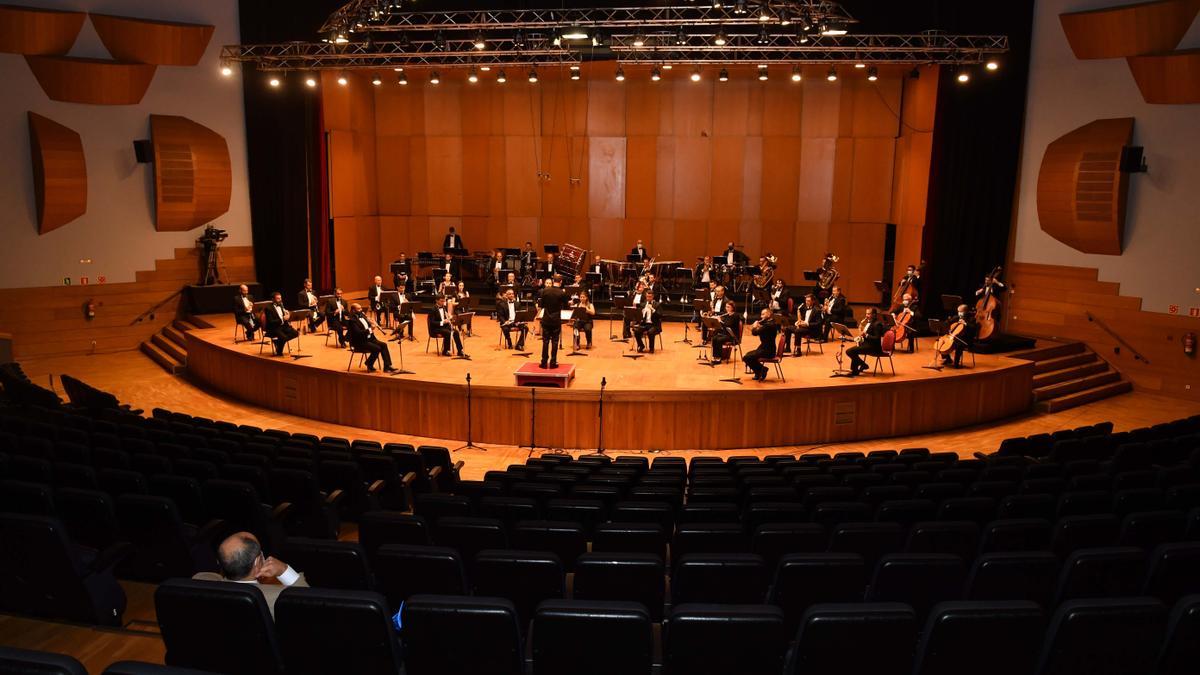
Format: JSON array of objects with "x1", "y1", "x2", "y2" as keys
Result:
[
  {"x1": 549, "y1": 362, "x2": 557, "y2": 369},
  {"x1": 442, "y1": 351, "x2": 451, "y2": 357},
  {"x1": 539, "y1": 362, "x2": 548, "y2": 369},
  {"x1": 385, "y1": 367, "x2": 399, "y2": 373},
  {"x1": 366, "y1": 367, "x2": 377, "y2": 373}
]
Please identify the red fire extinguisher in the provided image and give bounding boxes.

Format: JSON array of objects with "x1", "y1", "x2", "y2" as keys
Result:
[{"x1": 1184, "y1": 332, "x2": 1195, "y2": 356}]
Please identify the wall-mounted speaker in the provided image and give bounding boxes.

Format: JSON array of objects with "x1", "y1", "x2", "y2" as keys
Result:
[
  {"x1": 1120, "y1": 145, "x2": 1147, "y2": 173},
  {"x1": 133, "y1": 139, "x2": 153, "y2": 163}
]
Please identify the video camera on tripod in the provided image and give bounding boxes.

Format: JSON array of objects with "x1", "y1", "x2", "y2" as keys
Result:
[
  {"x1": 199, "y1": 225, "x2": 228, "y2": 246},
  {"x1": 197, "y1": 225, "x2": 229, "y2": 285}
]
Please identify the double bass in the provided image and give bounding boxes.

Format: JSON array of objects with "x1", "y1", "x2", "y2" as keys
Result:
[
  {"x1": 975, "y1": 265, "x2": 1004, "y2": 342},
  {"x1": 889, "y1": 262, "x2": 924, "y2": 312}
]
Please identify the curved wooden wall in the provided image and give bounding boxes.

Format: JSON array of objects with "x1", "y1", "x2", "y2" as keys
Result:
[
  {"x1": 90, "y1": 14, "x2": 213, "y2": 66},
  {"x1": 149, "y1": 114, "x2": 232, "y2": 231},
  {"x1": 0, "y1": 5, "x2": 84, "y2": 55},
  {"x1": 186, "y1": 330, "x2": 1034, "y2": 451},
  {"x1": 1127, "y1": 50, "x2": 1200, "y2": 104},
  {"x1": 25, "y1": 55, "x2": 156, "y2": 105},
  {"x1": 1036, "y1": 118, "x2": 1133, "y2": 256},
  {"x1": 27, "y1": 111, "x2": 86, "y2": 234},
  {"x1": 1060, "y1": 0, "x2": 1200, "y2": 59}
]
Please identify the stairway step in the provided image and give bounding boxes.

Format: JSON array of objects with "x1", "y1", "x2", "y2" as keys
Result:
[
  {"x1": 1033, "y1": 370, "x2": 1120, "y2": 402},
  {"x1": 173, "y1": 318, "x2": 203, "y2": 333},
  {"x1": 1033, "y1": 351, "x2": 1097, "y2": 374},
  {"x1": 1009, "y1": 341, "x2": 1085, "y2": 363},
  {"x1": 163, "y1": 325, "x2": 188, "y2": 348},
  {"x1": 152, "y1": 332, "x2": 187, "y2": 363},
  {"x1": 1032, "y1": 360, "x2": 1110, "y2": 387},
  {"x1": 1036, "y1": 379, "x2": 1132, "y2": 413},
  {"x1": 183, "y1": 315, "x2": 216, "y2": 329},
  {"x1": 140, "y1": 341, "x2": 183, "y2": 374}
]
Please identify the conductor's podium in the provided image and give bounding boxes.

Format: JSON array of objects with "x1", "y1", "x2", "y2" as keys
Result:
[{"x1": 515, "y1": 362, "x2": 576, "y2": 388}]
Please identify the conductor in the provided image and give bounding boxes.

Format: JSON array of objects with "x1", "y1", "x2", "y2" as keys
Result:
[{"x1": 537, "y1": 274, "x2": 568, "y2": 369}]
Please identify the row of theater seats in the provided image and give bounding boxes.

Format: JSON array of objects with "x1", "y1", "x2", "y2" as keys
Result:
[{"x1": 0, "y1": 648, "x2": 189, "y2": 675}]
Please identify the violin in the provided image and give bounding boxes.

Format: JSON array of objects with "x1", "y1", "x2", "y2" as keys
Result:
[{"x1": 975, "y1": 265, "x2": 1003, "y2": 341}]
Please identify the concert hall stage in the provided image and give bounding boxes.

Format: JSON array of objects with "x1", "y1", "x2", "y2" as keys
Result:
[{"x1": 186, "y1": 315, "x2": 1035, "y2": 451}]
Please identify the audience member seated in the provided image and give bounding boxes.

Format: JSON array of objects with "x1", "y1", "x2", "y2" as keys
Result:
[{"x1": 192, "y1": 531, "x2": 307, "y2": 616}]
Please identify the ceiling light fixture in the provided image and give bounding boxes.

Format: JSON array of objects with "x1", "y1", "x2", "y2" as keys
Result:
[
  {"x1": 371, "y1": 74, "x2": 382, "y2": 86},
  {"x1": 496, "y1": 69, "x2": 507, "y2": 83},
  {"x1": 791, "y1": 65, "x2": 802, "y2": 82},
  {"x1": 468, "y1": 67, "x2": 479, "y2": 83},
  {"x1": 718, "y1": 68, "x2": 729, "y2": 82},
  {"x1": 615, "y1": 67, "x2": 625, "y2": 82},
  {"x1": 758, "y1": 64, "x2": 768, "y2": 81},
  {"x1": 826, "y1": 66, "x2": 838, "y2": 81},
  {"x1": 561, "y1": 25, "x2": 589, "y2": 41},
  {"x1": 867, "y1": 66, "x2": 878, "y2": 81},
  {"x1": 690, "y1": 67, "x2": 702, "y2": 82},
  {"x1": 651, "y1": 65, "x2": 662, "y2": 81},
  {"x1": 714, "y1": 32, "x2": 727, "y2": 46},
  {"x1": 528, "y1": 67, "x2": 538, "y2": 83}
]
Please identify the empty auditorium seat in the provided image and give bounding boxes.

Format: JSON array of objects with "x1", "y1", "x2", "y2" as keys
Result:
[
  {"x1": 592, "y1": 522, "x2": 667, "y2": 559},
  {"x1": 268, "y1": 469, "x2": 341, "y2": 539},
  {"x1": 511, "y1": 520, "x2": 587, "y2": 570},
  {"x1": 786, "y1": 603, "x2": 917, "y2": 675},
  {"x1": 912, "y1": 601, "x2": 1044, "y2": 675},
  {"x1": 1142, "y1": 543, "x2": 1200, "y2": 604},
  {"x1": 276, "y1": 538, "x2": 373, "y2": 591},
  {"x1": 1050, "y1": 514, "x2": 1119, "y2": 558},
  {"x1": 432, "y1": 516, "x2": 507, "y2": 570},
  {"x1": 1053, "y1": 547, "x2": 1146, "y2": 604},
  {"x1": 401, "y1": 595, "x2": 523, "y2": 675},
  {"x1": 905, "y1": 521, "x2": 980, "y2": 561},
  {"x1": 1034, "y1": 597, "x2": 1167, "y2": 675},
  {"x1": 0, "y1": 646, "x2": 87, "y2": 674},
  {"x1": 373, "y1": 544, "x2": 466, "y2": 611},
  {"x1": 414, "y1": 493, "x2": 471, "y2": 521},
  {"x1": 531, "y1": 600, "x2": 654, "y2": 675},
  {"x1": 1119, "y1": 510, "x2": 1186, "y2": 549},
  {"x1": 0, "y1": 479, "x2": 55, "y2": 515},
  {"x1": 572, "y1": 552, "x2": 666, "y2": 621},
  {"x1": 273, "y1": 587, "x2": 403, "y2": 675},
  {"x1": 473, "y1": 549, "x2": 564, "y2": 625},
  {"x1": 114, "y1": 494, "x2": 221, "y2": 582},
  {"x1": 671, "y1": 553, "x2": 769, "y2": 605},
  {"x1": 1158, "y1": 595, "x2": 1200, "y2": 675},
  {"x1": 665, "y1": 604, "x2": 787, "y2": 675},
  {"x1": 829, "y1": 522, "x2": 905, "y2": 571},
  {"x1": 979, "y1": 518, "x2": 1052, "y2": 553},
  {"x1": 357, "y1": 512, "x2": 430, "y2": 560},
  {"x1": 964, "y1": 551, "x2": 1059, "y2": 607},
  {"x1": 866, "y1": 553, "x2": 966, "y2": 620},
  {"x1": 769, "y1": 553, "x2": 867, "y2": 634},
  {"x1": 201, "y1": 479, "x2": 286, "y2": 551},
  {"x1": 155, "y1": 578, "x2": 284, "y2": 674}
]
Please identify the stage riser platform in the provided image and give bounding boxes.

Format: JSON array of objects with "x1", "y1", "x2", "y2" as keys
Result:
[{"x1": 186, "y1": 330, "x2": 1034, "y2": 451}]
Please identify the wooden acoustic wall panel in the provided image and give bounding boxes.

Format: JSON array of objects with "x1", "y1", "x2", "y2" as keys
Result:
[
  {"x1": 1036, "y1": 118, "x2": 1133, "y2": 255},
  {"x1": 0, "y1": 4, "x2": 84, "y2": 54},
  {"x1": 1060, "y1": 0, "x2": 1200, "y2": 59},
  {"x1": 25, "y1": 55, "x2": 156, "y2": 105},
  {"x1": 90, "y1": 13, "x2": 214, "y2": 66},
  {"x1": 27, "y1": 112, "x2": 86, "y2": 233},
  {"x1": 149, "y1": 114, "x2": 231, "y2": 231},
  {"x1": 1127, "y1": 49, "x2": 1200, "y2": 103}
]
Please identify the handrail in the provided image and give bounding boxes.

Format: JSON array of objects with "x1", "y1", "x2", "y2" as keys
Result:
[
  {"x1": 129, "y1": 287, "x2": 185, "y2": 326},
  {"x1": 1085, "y1": 311, "x2": 1149, "y2": 364}
]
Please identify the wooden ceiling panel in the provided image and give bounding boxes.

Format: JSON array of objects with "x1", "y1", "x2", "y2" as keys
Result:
[
  {"x1": 0, "y1": 5, "x2": 84, "y2": 55},
  {"x1": 1036, "y1": 118, "x2": 1133, "y2": 255},
  {"x1": 90, "y1": 13, "x2": 214, "y2": 66},
  {"x1": 1127, "y1": 49, "x2": 1200, "y2": 104},
  {"x1": 25, "y1": 55, "x2": 156, "y2": 105},
  {"x1": 27, "y1": 111, "x2": 86, "y2": 234},
  {"x1": 150, "y1": 114, "x2": 232, "y2": 231},
  {"x1": 1060, "y1": 0, "x2": 1200, "y2": 59}
]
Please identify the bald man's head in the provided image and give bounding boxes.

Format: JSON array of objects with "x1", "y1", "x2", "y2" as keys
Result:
[{"x1": 217, "y1": 532, "x2": 261, "y2": 580}]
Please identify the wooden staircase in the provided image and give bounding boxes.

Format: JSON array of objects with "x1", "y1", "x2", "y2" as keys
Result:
[
  {"x1": 1011, "y1": 341, "x2": 1132, "y2": 412},
  {"x1": 140, "y1": 318, "x2": 205, "y2": 374}
]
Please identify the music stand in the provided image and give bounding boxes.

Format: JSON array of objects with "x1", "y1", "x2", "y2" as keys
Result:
[
  {"x1": 451, "y1": 313, "x2": 473, "y2": 359},
  {"x1": 622, "y1": 306, "x2": 644, "y2": 359},
  {"x1": 543, "y1": 244, "x2": 560, "y2": 255},
  {"x1": 610, "y1": 295, "x2": 628, "y2": 342},
  {"x1": 828, "y1": 322, "x2": 855, "y2": 377},
  {"x1": 873, "y1": 280, "x2": 889, "y2": 308},
  {"x1": 510, "y1": 309, "x2": 535, "y2": 356},
  {"x1": 700, "y1": 316, "x2": 726, "y2": 367},
  {"x1": 941, "y1": 294, "x2": 963, "y2": 313},
  {"x1": 380, "y1": 291, "x2": 401, "y2": 328},
  {"x1": 391, "y1": 301, "x2": 419, "y2": 341},
  {"x1": 924, "y1": 318, "x2": 948, "y2": 371},
  {"x1": 717, "y1": 321, "x2": 743, "y2": 384},
  {"x1": 567, "y1": 307, "x2": 590, "y2": 357}
]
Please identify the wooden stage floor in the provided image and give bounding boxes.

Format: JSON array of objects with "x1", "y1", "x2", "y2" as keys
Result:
[{"x1": 185, "y1": 314, "x2": 1035, "y2": 451}]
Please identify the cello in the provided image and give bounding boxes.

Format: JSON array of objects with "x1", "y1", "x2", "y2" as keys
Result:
[
  {"x1": 892, "y1": 303, "x2": 915, "y2": 344},
  {"x1": 930, "y1": 316, "x2": 968, "y2": 368},
  {"x1": 975, "y1": 265, "x2": 1003, "y2": 342}
]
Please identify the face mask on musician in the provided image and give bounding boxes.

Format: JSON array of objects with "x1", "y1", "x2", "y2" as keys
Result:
[{"x1": 958, "y1": 312, "x2": 966, "y2": 318}]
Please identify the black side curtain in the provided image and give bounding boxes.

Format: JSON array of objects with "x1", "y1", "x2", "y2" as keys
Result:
[{"x1": 918, "y1": 0, "x2": 1036, "y2": 321}]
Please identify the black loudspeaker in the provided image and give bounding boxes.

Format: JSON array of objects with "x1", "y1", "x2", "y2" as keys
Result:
[
  {"x1": 1120, "y1": 146, "x2": 1146, "y2": 173},
  {"x1": 133, "y1": 139, "x2": 153, "y2": 163}
]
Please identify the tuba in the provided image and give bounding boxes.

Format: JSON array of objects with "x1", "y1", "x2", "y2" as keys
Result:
[{"x1": 817, "y1": 253, "x2": 840, "y2": 291}]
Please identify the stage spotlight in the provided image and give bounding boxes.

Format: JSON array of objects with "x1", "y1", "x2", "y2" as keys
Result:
[
  {"x1": 758, "y1": 4, "x2": 772, "y2": 22},
  {"x1": 496, "y1": 69, "x2": 507, "y2": 83},
  {"x1": 651, "y1": 66, "x2": 662, "y2": 81},
  {"x1": 371, "y1": 74, "x2": 382, "y2": 86},
  {"x1": 791, "y1": 66, "x2": 802, "y2": 82},
  {"x1": 690, "y1": 67, "x2": 701, "y2": 82},
  {"x1": 957, "y1": 67, "x2": 970, "y2": 83},
  {"x1": 433, "y1": 31, "x2": 446, "y2": 50},
  {"x1": 334, "y1": 31, "x2": 349, "y2": 45},
  {"x1": 480, "y1": 66, "x2": 491, "y2": 71},
  {"x1": 780, "y1": 9, "x2": 794, "y2": 26},
  {"x1": 986, "y1": 59, "x2": 1000, "y2": 71},
  {"x1": 220, "y1": 63, "x2": 233, "y2": 77},
  {"x1": 514, "y1": 29, "x2": 526, "y2": 49},
  {"x1": 632, "y1": 35, "x2": 646, "y2": 47},
  {"x1": 304, "y1": 73, "x2": 318, "y2": 88},
  {"x1": 854, "y1": 61, "x2": 866, "y2": 69},
  {"x1": 714, "y1": 32, "x2": 727, "y2": 46},
  {"x1": 562, "y1": 25, "x2": 589, "y2": 41},
  {"x1": 473, "y1": 33, "x2": 486, "y2": 50},
  {"x1": 712, "y1": 1, "x2": 723, "y2": 7},
  {"x1": 615, "y1": 67, "x2": 625, "y2": 82},
  {"x1": 799, "y1": 34, "x2": 809, "y2": 44},
  {"x1": 429, "y1": 71, "x2": 440, "y2": 85},
  {"x1": 468, "y1": 67, "x2": 479, "y2": 83},
  {"x1": 337, "y1": 72, "x2": 348, "y2": 86},
  {"x1": 718, "y1": 68, "x2": 729, "y2": 82},
  {"x1": 867, "y1": 66, "x2": 878, "y2": 81},
  {"x1": 758, "y1": 64, "x2": 768, "y2": 81},
  {"x1": 268, "y1": 74, "x2": 281, "y2": 88},
  {"x1": 822, "y1": 21, "x2": 847, "y2": 36},
  {"x1": 663, "y1": 64, "x2": 673, "y2": 70},
  {"x1": 528, "y1": 68, "x2": 538, "y2": 83},
  {"x1": 909, "y1": 67, "x2": 920, "y2": 79},
  {"x1": 733, "y1": 0, "x2": 747, "y2": 15},
  {"x1": 396, "y1": 33, "x2": 410, "y2": 49},
  {"x1": 363, "y1": 31, "x2": 375, "y2": 52},
  {"x1": 592, "y1": 32, "x2": 605, "y2": 47},
  {"x1": 826, "y1": 66, "x2": 837, "y2": 82},
  {"x1": 397, "y1": 70, "x2": 408, "y2": 85},
  {"x1": 675, "y1": 27, "x2": 687, "y2": 45},
  {"x1": 755, "y1": 27, "x2": 770, "y2": 45},
  {"x1": 570, "y1": 65, "x2": 581, "y2": 81}
]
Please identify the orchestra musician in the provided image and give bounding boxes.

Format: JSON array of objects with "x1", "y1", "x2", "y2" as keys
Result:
[
  {"x1": 589, "y1": 255, "x2": 603, "y2": 276},
  {"x1": 325, "y1": 288, "x2": 349, "y2": 347},
  {"x1": 823, "y1": 286, "x2": 850, "y2": 338},
  {"x1": 537, "y1": 274, "x2": 568, "y2": 369},
  {"x1": 439, "y1": 273, "x2": 457, "y2": 298},
  {"x1": 233, "y1": 284, "x2": 259, "y2": 341},
  {"x1": 391, "y1": 283, "x2": 415, "y2": 340},
  {"x1": 541, "y1": 252, "x2": 556, "y2": 278},
  {"x1": 455, "y1": 281, "x2": 473, "y2": 336},
  {"x1": 701, "y1": 285, "x2": 729, "y2": 343},
  {"x1": 498, "y1": 289, "x2": 527, "y2": 351},
  {"x1": 744, "y1": 308, "x2": 780, "y2": 381},
  {"x1": 721, "y1": 241, "x2": 748, "y2": 266},
  {"x1": 427, "y1": 295, "x2": 467, "y2": 358},
  {"x1": 346, "y1": 303, "x2": 398, "y2": 373},
  {"x1": 710, "y1": 300, "x2": 741, "y2": 363},
  {"x1": 631, "y1": 240, "x2": 648, "y2": 260},
  {"x1": 769, "y1": 278, "x2": 787, "y2": 313},
  {"x1": 783, "y1": 294, "x2": 824, "y2": 355},
  {"x1": 519, "y1": 241, "x2": 537, "y2": 275},
  {"x1": 976, "y1": 272, "x2": 1006, "y2": 298},
  {"x1": 572, "y1": 290, "x2": 596, "y2": 350},
  {"x1": 638, "y1": 257, "x2": 655, "y2": 282},
  {"x1": 941, "y1": 304, "x2": 976, "y2": 369},
  {"x1": 392, "y1": 269, "x2": 412, "y2": 295},
  {"x1": 442, "y1": 226, "x2": 466, "y2": 254},
  {"x1": 491, "y1": 250, "x2": 505, "y2": 287},
  {"x1": 632, "y1": 289, "x2": 663, "y2": 354},
  {"x1": 623, "y1": 281, "x2": 648, "y2": 339},
  {"x1": 295, "y1": 279, "x2": 325, "y2": 333},
  {"x1": 441, "y1": 253, "x2": 455, "y2": 280},
  {"x1": 367, "y1": 276, "x2": 387, "y2": 325},
  {"x1": 262, "y1": 292, "x2": 299, "y2": 357},
  {"x1": 893, "y1": 293, "x2": 920, "y2": 353},
  {"x1": 846, "y1": 307, "x2": 885, "y2": 377},
  {"x1": 695, "y1": 256, "x2": 715, "y2": 287}
]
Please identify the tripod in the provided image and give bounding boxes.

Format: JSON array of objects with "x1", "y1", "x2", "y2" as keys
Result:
[
  {"x1": 201, "y1": 243, "x2": 225, "y2": 286},
  {"x1": 719, "y1": 324, "x2": 742, "y2": 384},
  {"x1": 454, "y1": 373, "x2": 486, "y2": 452}
]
